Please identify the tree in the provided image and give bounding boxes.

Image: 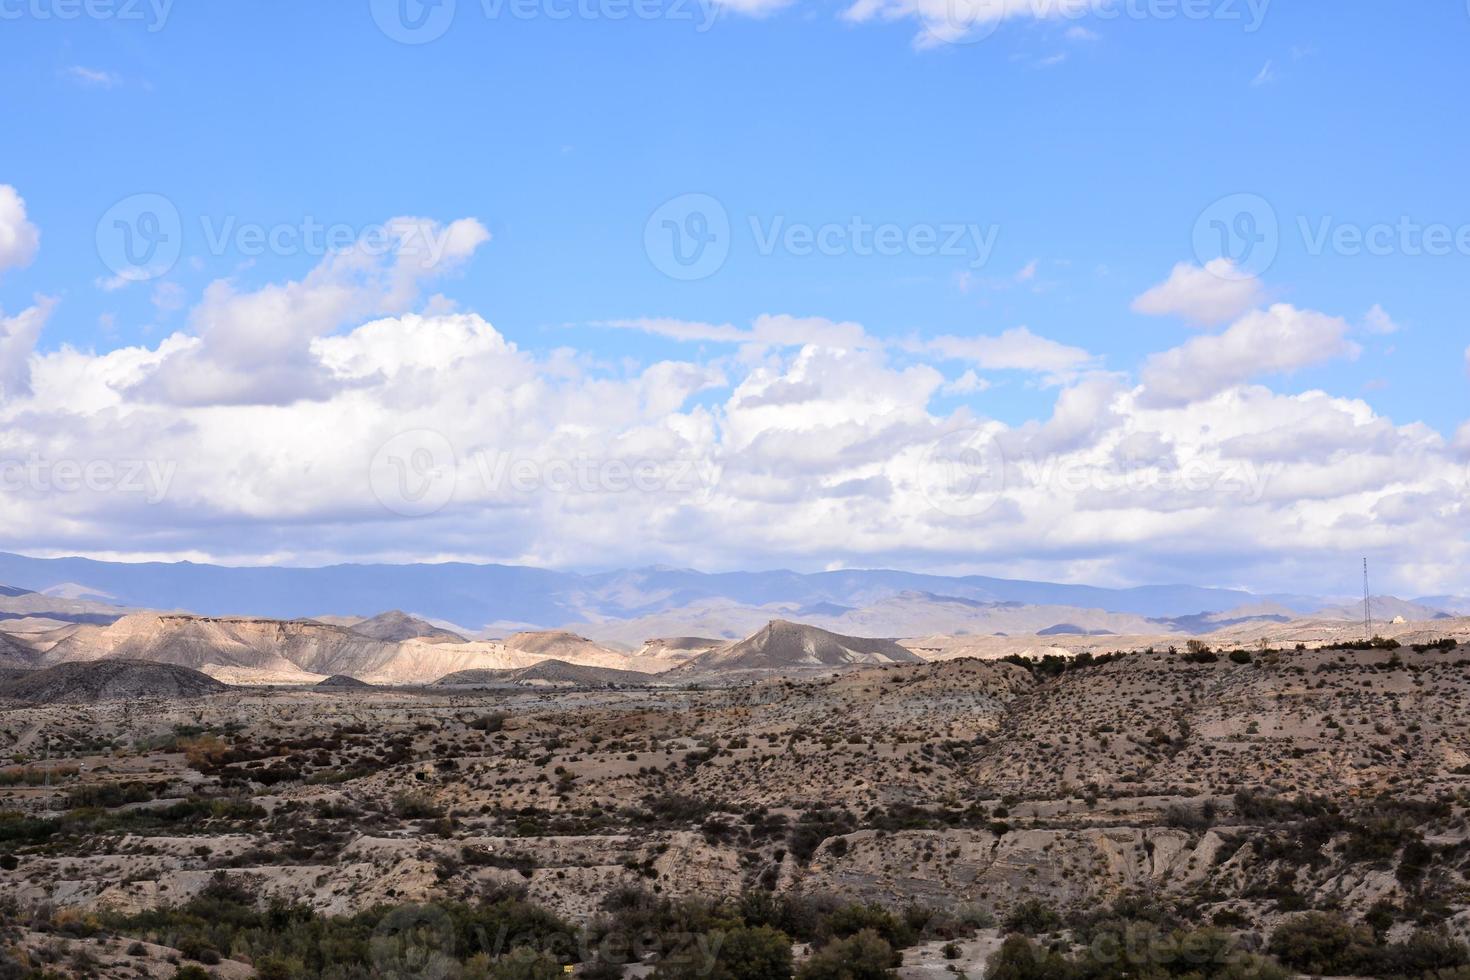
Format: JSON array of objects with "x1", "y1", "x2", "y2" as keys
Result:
[
  {"x1": 1268, "y1": 912, "x2": 1375, "y2": 976},
  {"x1": 655, "y1": 926, "x2": 793, "y2": 980},
  {"x1": 489, "y1": 946, "x2": 564, "y2": 980},
  {"x1": 983, "y1": 935, "x2": 1075, "y2": 980},
  {"x1": 796, "y1": 930, "x2": 898, "y2": 980}
]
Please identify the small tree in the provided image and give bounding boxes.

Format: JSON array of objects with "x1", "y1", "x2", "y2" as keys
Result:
[{"x1": 796, "y1": 930, "x2": 898, "y2": 980}]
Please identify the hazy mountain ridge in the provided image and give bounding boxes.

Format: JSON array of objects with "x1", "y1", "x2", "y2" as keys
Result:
[{"x1": 0, "y1": 552, "x2": 1328, "y2": 628}]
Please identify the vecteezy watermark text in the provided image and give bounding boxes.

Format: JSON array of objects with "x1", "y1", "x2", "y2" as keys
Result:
[
  {"x1": 915, "y1": 429, "x2": 1278, "y2": 518},
  {"x1": 97, "y1": 194, "x2": 469, "y2": 282},
  {"x1": 0, "y1": 0, "x2": 173, "y2": 30},
  {"x1": 645, "y1": 193, "x2": 999, "y2": 281},
  {"x1": 920, "y1": 0, "x2": 1270, "y2": 46},
  {"x1": 369, "y1": 903, "x2": 728, "y2": 977},
  {"x1": 0, "y1": 456, "x2": 176, "y2": 504},
  {"x1": 369, "y1": 0, "x2": 720, "y2": 44},
  {"x1": 368, "y1": 430, "x2": 719, "y2": 517},
  {"x1": 1194, "y1": 192, "x2": 1470, "y2": 279}
]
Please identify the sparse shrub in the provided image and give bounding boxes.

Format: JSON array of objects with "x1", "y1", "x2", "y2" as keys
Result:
[{"x1": 392, "y1": 791, "x2": 444, "y2": 820}]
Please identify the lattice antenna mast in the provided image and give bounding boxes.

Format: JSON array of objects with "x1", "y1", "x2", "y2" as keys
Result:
[{"x1": 1363, "y1": 558, "x2": 1373, "y2": 640}]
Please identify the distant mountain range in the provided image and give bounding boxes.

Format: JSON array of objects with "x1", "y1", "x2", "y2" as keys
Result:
[{"x1": 0, "y1": 551, "x2": 1335, "y2": 630}]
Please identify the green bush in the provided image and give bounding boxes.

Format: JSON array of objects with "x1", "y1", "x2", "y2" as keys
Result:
[
  {"x1": 1268, "y1": 911, "x2": 1375, "y2": 974},
  {"x1": 656, "y1": 925, "x2": 793, "y2": 980},
  {"x1": 796, "y1": 930, "x2": 898, "y2": 980}
]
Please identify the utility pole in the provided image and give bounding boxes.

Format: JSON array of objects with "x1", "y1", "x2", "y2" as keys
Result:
[{"x1": 1363, "y1": 558, "x2": 1373, "y2": 640}]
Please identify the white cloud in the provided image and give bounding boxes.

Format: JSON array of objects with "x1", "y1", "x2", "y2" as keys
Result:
[
  {"x1": 1139, "y1": 304, "x2": 1360, "y2": 408},
  {"x1": 0, "y1": 186, "x2": 40, "y2": 279},
  {"x1": 1131, "y1": 260, "x2": 1266, "y2": 326},
  {"x1": 711, "y1": 0, "x2": 796, "y2": 14},
  {"x1": 942, "y1": 369, "x2": 990, "y2": 395},
  {"x1": 842, "y1": 0, "x2": 1090, "y2": 47},
  {"x1": 65, "y1": 66, "x2": 121, "y2": 88},
  {"x1": 0, "y1": 245, "x2": 1464, "y2": 595},
  {"x1": 1362, "y1": 304, "x2": 1401, "y2": 335},
  {"x1": 132, "y1": 217, "x2": 490, "y2": 406},
  {"x1": 0, "y1": 298, "x2": 55, "y2": 400},
  {"x1": 926, "y1": 326, "x2": 1097, "y2": 376},
  {"x1": 603, "y1": 314, "x2": 880, "y2": 351}
]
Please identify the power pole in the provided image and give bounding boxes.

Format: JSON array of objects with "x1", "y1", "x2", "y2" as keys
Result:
[{"x1": 1363, "y1": 558, "x2": 1373, "y2": 640}]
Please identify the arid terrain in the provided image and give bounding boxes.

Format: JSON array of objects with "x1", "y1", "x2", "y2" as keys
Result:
[{"x1": 3, "y1": 608, "x2": 1470, "y2": 978}]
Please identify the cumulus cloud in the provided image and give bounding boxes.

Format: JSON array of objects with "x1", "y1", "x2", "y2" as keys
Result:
[
  {"x1": 0, "y1": 298, "x2": 55, "y2": 400},
  {"x1": 925, "y1": 327, "x2": 1097, "y2": 377},
  {"x1": 0, "y1": 186, "x2": 40, "y2": 279},
  {"x1": 1139, "y1": 304, "x2": 1361, "y2": 408},
  {"x1": 1131, "y1": 260, "x2": 1266, "y2": 326},
  {"x1": 842, "y1": 0, "x2": 1088, "y2": 47},
  {"x1": 0, "y1": 240, "x2": 1465, "y2": 595},
  {"x1": 132, "y1": 217, "x2": 490, "y2": 406}
]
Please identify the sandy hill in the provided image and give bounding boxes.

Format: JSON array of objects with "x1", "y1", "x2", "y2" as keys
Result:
[
  {"x1": 434, "y1": 658, "x2": 663, "y2": 688},
  {"x1": 678, "y1": 620, "x2": 924, "y2": 676},
  {"x1": 33, "y1": 614, "x2": 640, "y2": 686},
  {"x1": 42, "y1": 614, "x2": 401, "y2": 680},
  {"x1": 347, "y1": 610, "x2": 464, "y2": 643},
  {"x1": 0, "y1": 659, "x2": 226, "y2": 704},
  {"x1": 636, "y1": 636, "x2": 723, "y2": 661},
  {"x1": 0, "y1": 586, "x2": 132, "y2": 627},
  {"x1": 504, "y1": 630, "x2": 611, "y2": 657}
]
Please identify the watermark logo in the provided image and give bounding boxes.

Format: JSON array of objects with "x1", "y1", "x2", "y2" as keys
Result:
[
  {"x1": 371, "y1": 0, "x2": 719, "y2": 41},
  {"x1": 916, "y1": 428, "x2": 1008, "y2": 518},
  {"x1": 1196, "y1": 192, "x2": 1470, "y2": 277},
  {"x1": 371, "y1": 904, "x2": 458, "y2": 980},
  {"x1": 645, "y1": 193, "x2": 731, "y2": 281},
  {"x1": 371, "y1": 0, "x2": 457, "y2": 43},
  {"x1": 96, "y1": 193, "x2": 182, "y2": 283},
  {"x1": 919, "y1": 0, "x2": 1004, "y2": 46},
  {"x1": 1194, "y1": 192, "x2": 1278, "y2": 279},
  {"x1": 370, "y1": 430, "x2": 459, "y2": 517}
]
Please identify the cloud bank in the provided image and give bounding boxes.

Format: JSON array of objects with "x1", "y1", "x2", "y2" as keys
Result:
[{"x1": 0, "y1": 193, "x2": 1465, "y2": 596}]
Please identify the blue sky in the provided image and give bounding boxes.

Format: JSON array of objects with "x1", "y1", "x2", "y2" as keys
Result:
[{"x1": 0, "y1": 0, "x2": 1467, "y2": 596}]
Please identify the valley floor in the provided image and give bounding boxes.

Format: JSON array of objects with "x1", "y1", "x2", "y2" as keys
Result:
[{"x1": 3, "y1": 644, "x2": 1470, "y2": 978}]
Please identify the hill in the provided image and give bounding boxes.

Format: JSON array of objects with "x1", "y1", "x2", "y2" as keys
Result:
[
  {"x1": 678, "y1": 620, "x2": 923, "y2": 676},
  {"x1": 434, "y1": 658, "x2": 662, "y2": 688},
  {"x1": 40, "y1": 614, "x2": 401, "y2": 681},
  {"x1": 316, "y1": 674, "x2": 373, "y2": 688},
  {"x1": 0, "y1": 660, "x2": 226, "y2": 704},
  {"x1": 0, "y1": 632, "x2": 42, "y2": 669},
  {"x1": 346, "y1": 610, "x2": 464, "y2": 643}
]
